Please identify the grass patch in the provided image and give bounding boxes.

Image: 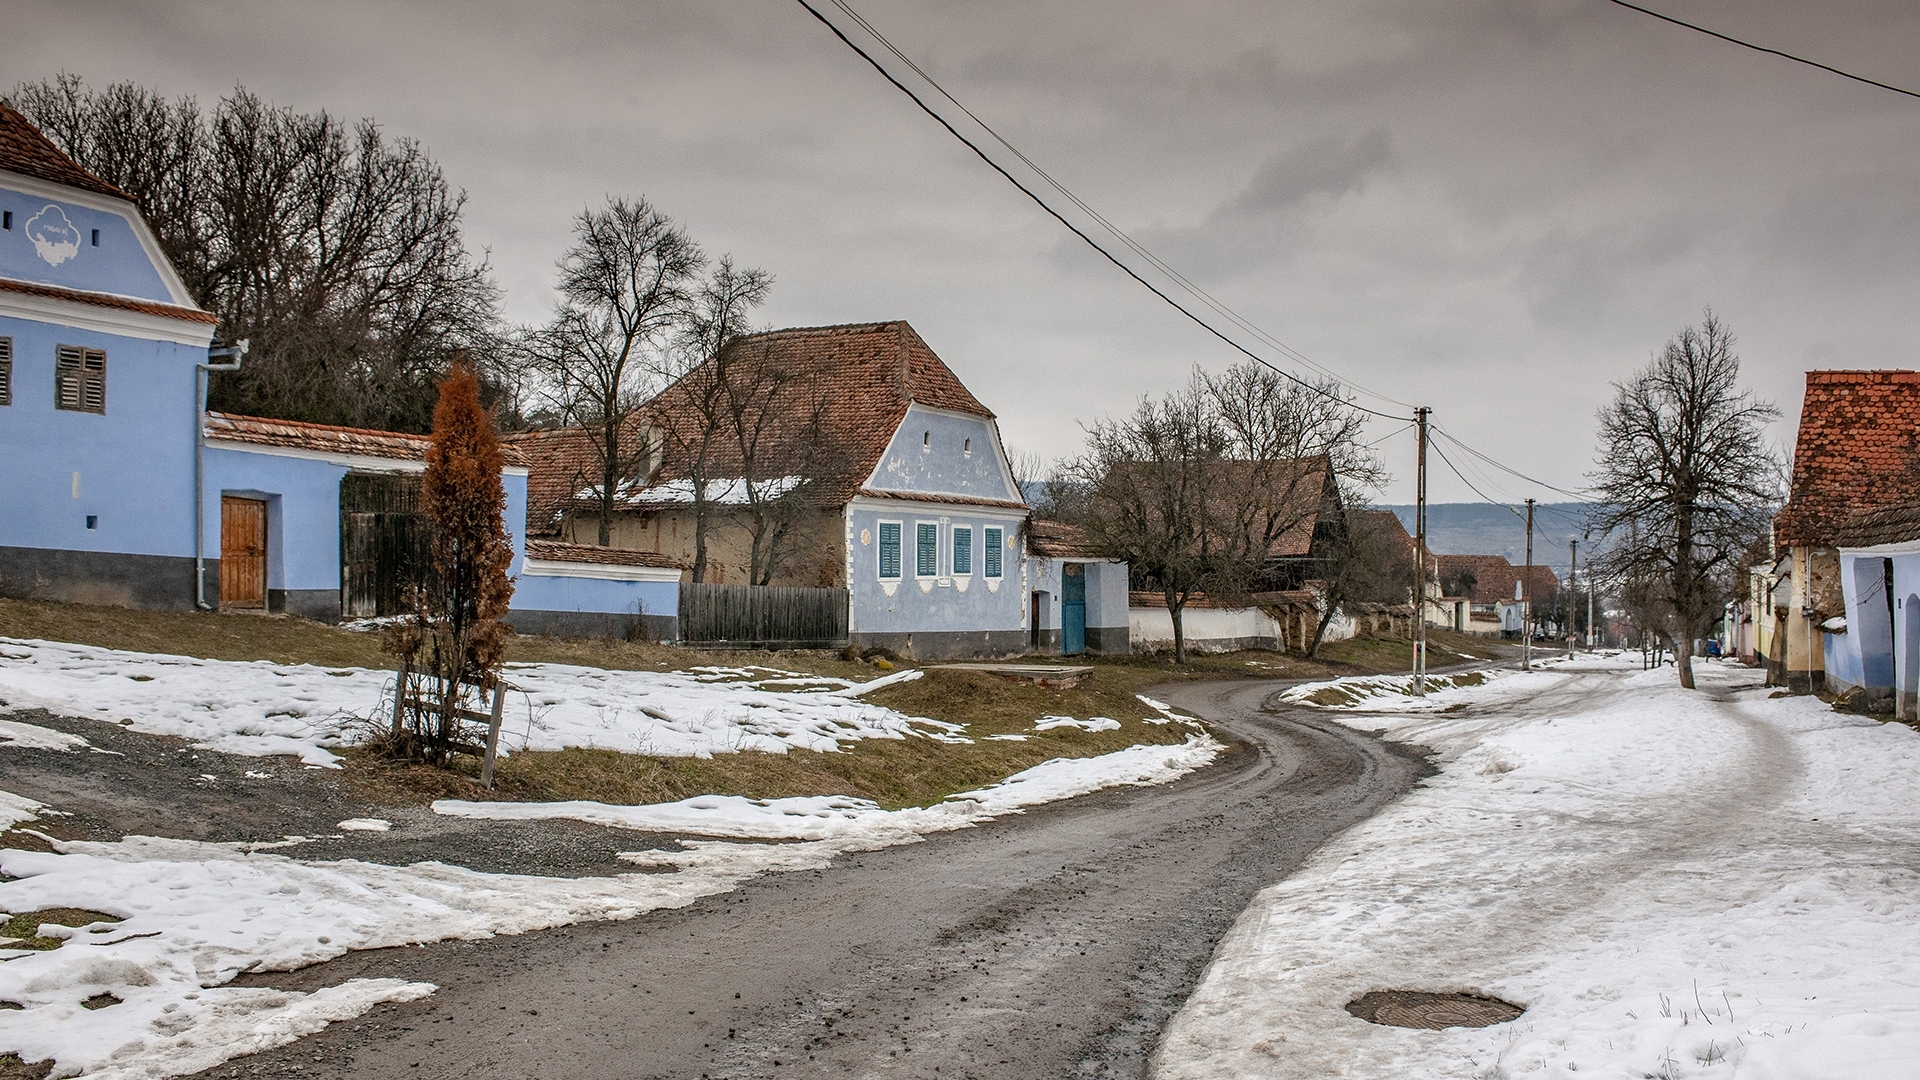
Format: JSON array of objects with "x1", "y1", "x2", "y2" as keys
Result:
[
  {"x1": 0, "y1": 908, "x2": 121, "y2": 950},
  {"x1": 356, "y1": 667, "x2": 1200, "y2": 811},
  {"x1": 0, "y1": 1053, "x2": 53, "y2": 1080},
  {"x1": 3, "y1": 596, "x2": 1513, "y2": 812}
]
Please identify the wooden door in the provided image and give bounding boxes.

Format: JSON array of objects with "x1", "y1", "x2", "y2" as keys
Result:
[
  {"x1": 220, "y1": 496, "x2": 268, "y2": 608},
  {"x1": 1062, "y1": 563, "x2": 1086, "y2": 656}
]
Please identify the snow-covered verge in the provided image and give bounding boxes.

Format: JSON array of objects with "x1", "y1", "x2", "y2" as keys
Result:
[
  {"x1": 433, "y1": 734, "x2": 1221, "y2": 839},
  {"x1": 1156, "y1": 655, "x2": 1920, "y2": 1080},
  {"x1": 0, "y1": 637, "x2": 941, "y2": 767},
  {"x1": 1, "y1": 732, "x2": 1220, "y2": 1079}
]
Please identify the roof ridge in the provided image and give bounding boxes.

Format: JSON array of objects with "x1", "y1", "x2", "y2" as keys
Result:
[{"x1": 208, "y1": 411, "x2": 432, "y2": 441}]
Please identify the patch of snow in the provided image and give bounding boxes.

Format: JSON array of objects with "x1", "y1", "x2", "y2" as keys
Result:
[
  {"x1": 1034, "y1": 715, "x2": 1121, "y2": 732},
  {"x1": 1157, "y1": 654, "x2": 1920, "y2": 1080},
  {"x1": 0, "y1": 637, "x2": 943, "y2": 767},
  {"x1": 0, "y1": 718, "x2": 91, "y2": 752},
  {"x1": 335, "y1": 819, "x2": 390, "y2": 832}
]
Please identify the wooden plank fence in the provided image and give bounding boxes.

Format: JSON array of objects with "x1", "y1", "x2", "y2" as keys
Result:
[{"x1": 678, "y1": 583, "x2": 849, "y2": 649}]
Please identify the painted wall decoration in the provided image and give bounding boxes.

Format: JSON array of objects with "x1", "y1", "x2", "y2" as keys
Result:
[{"x1": 26, "y1": 204, "x2": 82, "y2": 266}]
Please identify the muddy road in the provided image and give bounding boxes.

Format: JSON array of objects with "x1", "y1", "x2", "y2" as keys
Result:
[{"x1": 165, "y1": 680, "x2": 1429, "y2": 1080}]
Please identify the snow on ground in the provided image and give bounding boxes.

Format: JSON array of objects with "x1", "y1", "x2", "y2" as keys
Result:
[
  {"x1": 433, "y1": 734, "x2": 1222, "y2": 840},
  {"x1": 0, "y1": 717, "x2": 95, "y2": 752},
  {"x1": 1156, "y1": 654, "x2": 1920, "y2": 1080},
  {"x1": 0, "y1": 637, "x2": 942, "y2": 767}
]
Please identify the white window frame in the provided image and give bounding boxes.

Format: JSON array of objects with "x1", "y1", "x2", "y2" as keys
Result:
[
  {"x1": 952, "y1": 524, "x2": 974, "y2": 577},
  {"x1": 915, "y1": 520, "x2": 941, "y2": 579},
  {"x1": 983, "y1": 525, "x2": 1005, "y2": 580},
  {"x1": 876, "y1": 519, "x2": 903, "y2": 581}
]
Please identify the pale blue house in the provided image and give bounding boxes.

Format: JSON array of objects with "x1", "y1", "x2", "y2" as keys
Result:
[
  {"x1": 533, "y1": 321, "x2": 1130, "y2": 659},
  {"x1": 1828, "y1": 502, "x2": 1920, "y2": 715},
  {"x1": 0, "y1": 103, "x2": 666, "y2": 636}
]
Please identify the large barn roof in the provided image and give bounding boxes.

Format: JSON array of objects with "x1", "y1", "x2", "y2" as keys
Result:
[{"x1": 1776, "y1": 370, "x2": 1920, "y2": 548}]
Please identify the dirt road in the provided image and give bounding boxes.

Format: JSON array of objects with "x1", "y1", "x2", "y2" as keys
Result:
[{"x1": 181, "y1": 680, "x2": 1428, "y2": 1080}]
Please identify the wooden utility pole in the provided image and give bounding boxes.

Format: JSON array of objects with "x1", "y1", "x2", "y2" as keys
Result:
[
  {"x1": 1522, "y1": 498, "x2": 1536, "y2": 671},
  {"x1": 1568, "y1": 538, "x2": 1578, "y2": 659},
  {"x1": 1413, "y1": 407, "x2": 1430, "y2": 696}
]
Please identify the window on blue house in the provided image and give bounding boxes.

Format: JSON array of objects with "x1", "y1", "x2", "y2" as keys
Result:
[
  {"x1": 953, "y1": 526, "x2": 973, "y2": 576},
  {"x1": 878, "y1": 521, "x2": 902, "y2": 580},
  {"x1": 55, "y1": 345, "x2": 105, "y2": 414},
  {"x1": 916, "y1": 522, "x2": 939, "y2": 578},
  {"x1": 984, "y1": 526, "x2": 1004, "y2": 579},
  {"x1": 0, "y1": 337, "x2": 12, "y2": 406}
]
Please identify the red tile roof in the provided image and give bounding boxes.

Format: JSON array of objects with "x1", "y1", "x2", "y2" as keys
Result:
[
  {"x1": 205, "y1": 412, "x2": 529, "y2": 468},
  {"x1": 523, "y1": 539, "x2": 682, "y2": 569},
  {"x1": 0, "y1": 100, "x2": 134, "y2": 201},
  {"x1": 1432, "y1": 553, "x2": 1558, "y2": 606},
  {"x1": 1835, "y1": 500, "x2": 1920, "y2": 549},
  {"x1": 1776, "y1": 370, "x2": 1920, "y2": 547},
  {"x1": 0, "y1": 276, "x2": 215, "y2": 324},
  {"x1": 506, "y1": 427, "x2": 615, "y2": 535}
]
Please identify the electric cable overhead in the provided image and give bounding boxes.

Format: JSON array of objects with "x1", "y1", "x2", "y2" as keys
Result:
[
  {"x1": 823, "y1": 0, "x2": 1419, "y2": 414},
  {"x1": 792, "y1": 0, "x2": 1405, "y2": 421},
  {"x1": 799, "y1": 0, "x2": 1602, "y2": 504},
  {"x1": 1606, "y1": 0, "x2": 1920, "y2": 101}
]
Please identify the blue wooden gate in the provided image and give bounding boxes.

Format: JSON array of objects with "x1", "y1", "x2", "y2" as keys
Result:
[{"x1": 1062, "y1": 562, "x2": 1086, "y2": 655}]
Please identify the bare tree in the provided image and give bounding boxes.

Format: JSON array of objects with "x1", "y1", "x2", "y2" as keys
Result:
[
  {"x1": 655, "y1": 258, "x2": 772, "y2": 582},
  {"x1": 1069, "y1": 364, "x2": 1385, "y2": 663},
  {"x1": 1308, "y1": 505, "x2": 1415, "y2": 656},
  {"x1": 715, "y1": 335, "x2": 829, "y2": 586},
  {"x1": 1070, "y1": 374, "x2": 1225, "y2": 663},
  {"x1": 1204, "y1": 366, "x2": 1387, "y2": 599},
  {"x1": 15, "y1": 75, "x2": 506, "y2": 432},
  {"x1": 1589, "y1": 311, "x2": 1781, "y2": 689},
  {"x1": 533, "y1": 197, "x2": 703, "y2": 546}
]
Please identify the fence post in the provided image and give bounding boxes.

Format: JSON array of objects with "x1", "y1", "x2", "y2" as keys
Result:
[
  {"x1": 480, "y1": 681, "x2": 507, "y2": 789},
  {"x1": 390, "y1": 659, "x2": 410, "y2": 738}
]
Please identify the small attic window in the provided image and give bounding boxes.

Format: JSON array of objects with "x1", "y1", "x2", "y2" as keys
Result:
[
  {"x1": 90, "y1": 229, "x2": 100, "y2": 247},
  {"x1": 963, "y1": 437, "x2": 972, "y2": 457},
  {"x1": 2, "y1": 211, "x2": 11, "y2": 230},
  {"x1": 922, "y1": 431, "x2": 930, "y2": 451}
]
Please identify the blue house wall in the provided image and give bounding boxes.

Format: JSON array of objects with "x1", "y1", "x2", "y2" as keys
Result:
[
  {"x1": 0, "y1": 173, "x2": 216, "y2": 609},
  {"x1": 842, "y1": 404, "x2": 1031, "y2": 659},
  {"x1": 509, "y1": 571, "x2": 678, "y2": 641},
  {"x1": 1834, "y1": 546, "x2": 1920, "y2": 713}
]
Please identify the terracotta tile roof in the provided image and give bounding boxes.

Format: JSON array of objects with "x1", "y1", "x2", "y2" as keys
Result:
[
  {"x1": 0, "y1": 100, "x2": 134, "y2": 201},
  {"x1": 1028, "y1": 519, "x2": 1102, "y2": 559},
  {"x1": 1432, "y1": 553, "x2": 1558, "y2": 605},
  {"x1": 0, "y1": 276, "x2": 215, "y2": 324},
  {"x1": 1835, "y1": 501, "x2": 1920, "y2": 549},
  {"x1": 506, "y1": 427, "x2": 613, "y2": 535},
  {"x1": 523, "y1": 539, "x2": 682, "y2": 569},
  {"x1": 1776, "y1": 370, "x2": 1920, "y2": 547},
  {"x1": 644, "y1": 322, "x2": 995, "y2": 506},
  {"x1": 205, "y1": 412, "x2": 529, "y2": 468}
]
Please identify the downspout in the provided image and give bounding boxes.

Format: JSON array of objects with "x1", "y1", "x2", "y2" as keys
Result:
[{"x1": 195, "y1": 340, "x2": 249, "y2": 610}]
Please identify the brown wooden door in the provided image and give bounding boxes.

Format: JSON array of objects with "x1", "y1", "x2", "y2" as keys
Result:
[{"x1": 220, "y1": 496, "x2": 268, "y2": 608}]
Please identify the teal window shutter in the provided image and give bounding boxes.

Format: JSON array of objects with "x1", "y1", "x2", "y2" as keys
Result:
[
  {"x1": 984, "y1": 526, "x2": 1003, "y2": 579},
  {"x1": 917, "y1": 522, "x2": 939, "y2": 577},
  {"x1": 953, "y1": 526, "x2": 973, "y2": 576},
  {"x1": 878, "y1": 522, "x2": 902, "y2": 579}
]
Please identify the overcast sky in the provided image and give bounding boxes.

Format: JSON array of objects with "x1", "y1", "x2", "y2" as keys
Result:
[{"x1": 8, "y1": 0, "x2": 1920, "y2": 502}]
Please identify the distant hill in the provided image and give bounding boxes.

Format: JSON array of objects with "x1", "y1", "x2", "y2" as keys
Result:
[{"x1": 1381, "y1": 503, "x2": 1599, "y2": 576}]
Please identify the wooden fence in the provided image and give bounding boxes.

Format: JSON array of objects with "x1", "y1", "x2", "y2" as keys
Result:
[{"x1": 678, "y1": 583, "x2": 849, "y2": 649}]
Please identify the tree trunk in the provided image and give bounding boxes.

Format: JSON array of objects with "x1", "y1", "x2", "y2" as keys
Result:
[
  {"x1": 690, "y1": 489, "x2": 709, "y2": 584},
  {"x1": 1168, "y1": 590, "x2": 1187, "y2": 665},
  {"x1": 1670, "y1": 632, "x2": 1695, "y2": 689}
]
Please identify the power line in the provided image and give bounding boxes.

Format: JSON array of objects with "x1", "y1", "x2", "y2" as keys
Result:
[
  {"x1": 1431, "y1": 426, "x2": 1594, "y2": 500},
  {"x1": 824, "y1": 0, "x2": 1419, "y2": 414},
  {"x1": 1606, "y1": 0, "x2": 1920, "y2": 101},
  {"x1": 792, "y1": 0, "x2": 1405, "y2": 421}
]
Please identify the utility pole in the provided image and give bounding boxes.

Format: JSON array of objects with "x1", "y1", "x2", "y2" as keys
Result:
[
  {"x1": 1522, "y1": 498, "x2": 1535, "y2": 671},
  {"x1": 1412, "y1": 408, "x2": 1430, "y2": 696},
  {"x1": 1568, "y1": 538, "x2": 1578, "y2": 659},
  {"x1": 1589, "y1": 576, "x2": 1597, "y2": 650}
]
